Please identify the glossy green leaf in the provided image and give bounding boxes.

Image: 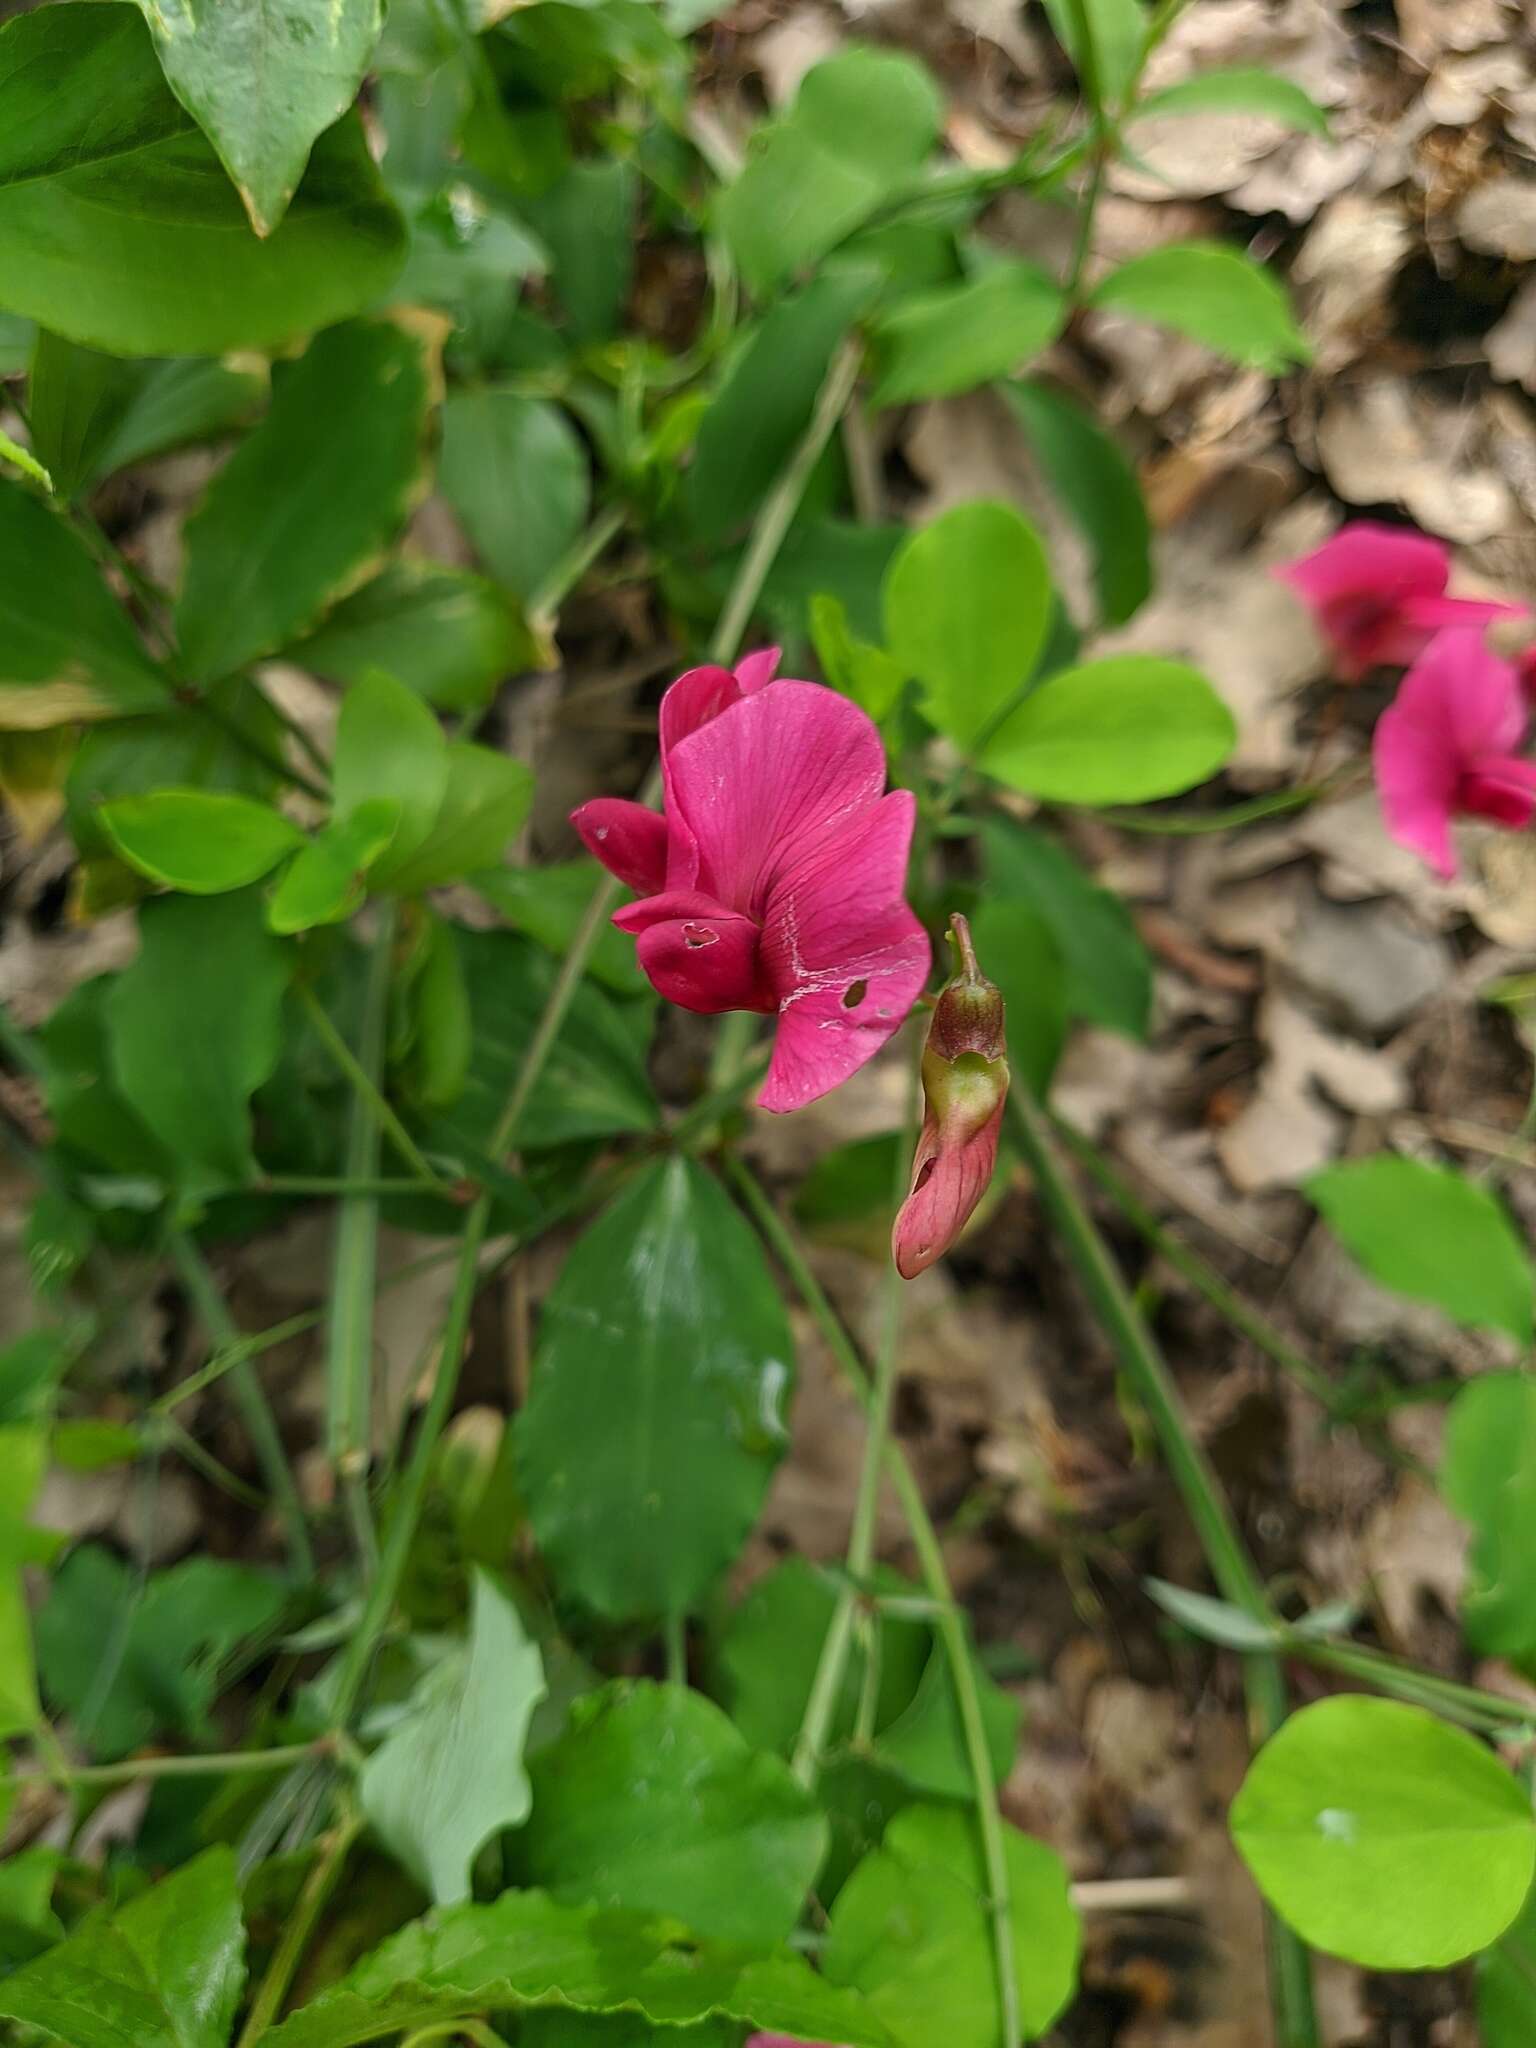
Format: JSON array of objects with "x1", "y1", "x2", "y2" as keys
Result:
[
  {"x1": 1041, "y1": 0, "x2": 1148, "y2": 110},
  {"x1": 688, "y1": 269, "x2": 879, "y2": 538},
  {"x1": 362, "y1": 1570, "x2": 546, "y2": 1905},
  {"x1": 882, "y1": 502, "x2": 1052, "y2": 750},
  {"x1": 810, "y1": 593, "x2": 906, "y2": 722},
  {"x1": 1440, "y1": 1374, "x2": 1536, "y2": 1663},
  {"x1": 969, "y1": 899, "x2": 1067, "y2": 1096},
  {"x1": 267, "y1": 799, "x2": 401, "y2": 935},
  {"x1": 106, "y1": 889, "x2": 291, "y2": 1186},
  {"x1": 334, "y1": 669, "x2": 449, "y2": 870},
  {"x1": 718, "y1": 48, "x2": 945, "y2": 296},
  {"x1": 1133, "y1": 66, "x2": 1330, "y2": 134},
  {"x1": 516, "y1": 1682, "x2": 826, "y2": 1946},
  {"x1": 264, "y1": 1888, "x2": 895, "y2": 2048},
  {"x1": 421, "y1": 930, "x2": 656, "y2": 1156},
  {"x1": 980, "y1": 654, "x2": 1236, "y2": 804},
  {"x1": 1307, "y1": 1155, "x2": 1534, "y2": 1342},
  {"x1": 516, "y1": 1156, "x2": 792, "y2": 1621},
  {"x1": 27, "y1": 329, "x2": 137, "y2": 501},
  {"x1": 1003, "y1": 379, "x2": 1151, "y2": 626},
  {"x1": 872, "y1": 1641, "x2": 1021, "y2": 1800},
  {"x1": 89, "y1": 357, "x2": 265, "y2": 480},
  {"x1": 0, "y1": 1848, "x2": 244, "y2": 2048},
  {"x1": 1089, "y1": 241, "x2": 1310, "y2": 374},
  {"x1": 1231, "y1": 1696, "x2": 1536, "y2": 1969},
  {"x1": 473, "y1": 861, "x2": 648, "y2": 997},
  {"x1": 825, "y1": 1804, "x2": 1080, "y2": 2046},
  {"x1": 177, "y1": 320, "x2": 430, "y2": 683},
  {"x1": 0, "y1": 1427, "x2": 46, "y2": 1741},
  {"x1": 133, "y1": 0, "x2": 382, "y2": 236},
  {"x1": 439, "y1": 391, "x2": 589, "y2": 603},
  {"x1": 870, "y1": 263, "x2": 1066, "y2": 408},
  {"x1": 372, "y1": 742, "x2": 531, "y2": 895},
  {"x1": 37, "y1": 1545, "x2": 285, "y2": 1759},
  {"x1": 982, "y1": 817, "x2": 1151, "y2": 1038},
  {"x1": 98, "y1": 788, "x2": 303, "y2": 893},
  {"x1": 289, "y1": 563, "x2": 534, "y2": 713},
  {"x1": 1481, "y1": 1882, "x2": 1536, "y2": 2047},
  {"x1": 0, "y1": 478, "x2": 167, "y2": 729},
  {"x1": 0, "y1": 6, "x2": 405, "y2": 357}
]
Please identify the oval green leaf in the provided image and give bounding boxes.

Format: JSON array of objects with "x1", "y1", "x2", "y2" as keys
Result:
[
  {"x1": 439, "y1": 392, "x2": 589, "y2": 604},
  {"x1": 1089, "y1": 241, "x2": 1310, "y2": 374},
  {"x1": 1231, "y1": 1696, "x2": 1536, "y2": 1969},
  {"x1": 98, "y1": 789, "x2": 302, "y2": 893},
  {"x1": 980, "y1": 654, "x2": 1236, "y2": 803},
  {"x1": 870, "y1": 262, "x2": 1066, "y2": 408},
  {"x1": 1440, "y1": 1374, "x2": 1536, "y2": 1663},
  {"x1": 1133, "y1": 66, "x2": 1331, "y2": 135},
  {"x1": 267, "y1": 798, "x2": 401, "y2": 935}
]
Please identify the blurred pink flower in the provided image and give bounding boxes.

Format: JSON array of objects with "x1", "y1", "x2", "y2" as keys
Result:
[
  {"x1": 893, "y1": 914, "x2": 1008, "y2": 1280},
  {"x1": 1373, "y1": 628, "x2": 1536, "y2": 879},
  {"x1": 572, "y1": 650, "x2": 929, "y2": 1113},
  {"x1": 1277, "y1": 521, "x2": 1524, "y2": 680}
]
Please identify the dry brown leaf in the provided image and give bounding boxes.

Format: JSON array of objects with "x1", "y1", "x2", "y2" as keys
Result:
[{"x1": 1316, "y1": 376, "x2": 1517, "y2": 543}]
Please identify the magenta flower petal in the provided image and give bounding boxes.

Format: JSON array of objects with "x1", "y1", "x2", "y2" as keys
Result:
[
  {"x1": 733, "y1": 646, "x2": 781, "y2": 694},
  {"x1": 1399, "y1": 592, "x2": 1528, "y2": 632},
  {"x1": 667, "y1": 680, "x2": 887, "y2": 912},
  {"x1": 571, "y1": 797, "x2": 669, "y2": 895},
  {"x1": 1279, "y1": 522, "x2": 1449, "y2": 608},
  {"x1": 893, "y1": 1095, "x2": 1006, "y2": 1279},
  {"x1": 636, "y1": 908, "x2": 768, "y2": 1013},
  {"x1": 1462, "y1": 757, "x2": 1536, "y2": 828},
  {"x1": 659, "y1": 665, "x2": 745, "y2": 763}
]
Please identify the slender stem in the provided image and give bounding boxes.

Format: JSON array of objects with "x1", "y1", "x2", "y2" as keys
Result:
[
  {"x1": 1006, "y1": 1084, "x2": 1319, "y2": 2048},
  {"x1": 663, "y1": 1612, "x2": 687, "y2": 1687},
  {"x1": 529, "y1": 503, "x2": 626, "y2": 626},
  {"x1": 154, "y1": 1309, "x2": 324, "y2": 1416},
  {"x1": 1299, "y1": 1641, "x2": 1536, "y2": 1737},
  {"x1": 298, "y1": 983, "x2": 449, "y2": 1193},
  {"x1": 725, "y1": 1155, "x2": 1021, "y2": 2048},
  {"x1": 168, "y1": 1234, "x2": 314, "y2": 1581},
  {"x1": 6, "y1": 1741, "x2": 325, "y2": 1791},
  {"x1": 255, "y1": 1174, "x2": 447, "y2": 1198},
  {"x1": 400, "y1": 2023, "x2": 505, "y2": 2048},
  {"x1": 234, "y1": 1803, "x2": 360, "y2": 2047}
]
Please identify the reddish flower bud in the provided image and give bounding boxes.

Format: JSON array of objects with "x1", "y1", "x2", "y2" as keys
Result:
[{"x1": 892, "y1": 914, "x2": 1009, "y2": 1280}]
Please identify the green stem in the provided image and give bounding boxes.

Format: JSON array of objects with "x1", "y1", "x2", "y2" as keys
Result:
[
  {"x1": 663, "y1": 1612, "x2": 687, "y2": 1687},
  {"x1": 234, "y1": 1803, "x2": 360, "y2": 2047},
  {"x1": 168, "y1": 1234, "x2": 314, "y2": 1581},
  {"x1": 529, "y1": 502, "x2": 626, "y2": 627},
  {"x1": 255, "y1": 1174, "x2": 448, "y2": 1199},
  {"x1": 154, "y1": 1309, "x2": 324, "y2": 1416},
  {"x1": 6, "y1": 1741, "x2": 325, "y2": 1791},
  {"x1": 724, "y1": 1156, "x2": 1021, "y2": 2048},
  {"x1": 1005, "y1": 1084, "x2": 1319, "y2": 2048},
  {"x1": 298, "y1": 983, "x2": 450, "y2": 1193}
]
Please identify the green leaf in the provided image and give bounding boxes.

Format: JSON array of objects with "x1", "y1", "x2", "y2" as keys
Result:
[
  {"x1": 1041, "y1": 0, "x2": 1148, "y2": 110},
  {"x1": 177, "y1": 320, "x2": 430, "y2": 684},
  {"x1": 361, "y1": 1569, "x2": 546, "y2": 1905},
  {"x1": 0, "y1": 1427, "x2": 46, "y2": 1741},
  {"x1": 1306, "y1": 1155, "x2": 1534, "y2": 1342},
  {"x1": 267, "y1": 799, "x2": 401, "y2": 935},
  {"x1": 882, "y1": 502, "x2": 1052, "y2": 750},
  {"x1": 0, "y1": 429, "x2": 51, "y2": 493},
  {"x1": 968, "y1": 900, "x2": 1067, "y2": 1096},
  {"x1": 809, "y1": 593, "x2": 906, "y2": 723},
  {"x1": 1481, "y1": 1881, "x2": 1536, "y2": 2047},
  {"x1": 1089, "y1": 241, "x2": 1310, "y2": 374},
  {"x1": 36, "y1": 1546, "x2": 285, "y2": 1758},
  {"x1": 408, "y1": 911, "x2": 473, "y2": 1108},
  {"x1": 473, "y1": 860, "x2": 649, "y2": 997},
  {"x1": 0, "y1": 478, "x2": 167, "y2": 728},
  {"x1": 39, "y1": 977, "x2": 175, "y2": 1182},
  {"x1": 89, "y1": 357, "x2": 265, "y2": 481},
  {"x1": 514, "y1": 1681, "x2": 826, "y2": 1946},
  {"x1": 687, "y1": 269, "x2": 879, "y2": 538},
  {"x1": 419, "y1": 930, "x2": 655, "y2": 1157},
  {"x1": 264, "y1": 1889, "x2": 896, "y2": 2048},
  {"x1": 27, "y1": 329, "x2": 138, "y2": 502},
  {"x1": 1133, "y1": 65, "x2": 1330, "y2": 134},
  {"x1": 132, "y1": 0, "x2": 382, "y2": 237},
  {"x1": 825, "y1": 1804, "x2": 1080, "y2": 2046},
  {"x1": 516, "y1": 1156, "x2": 792, "y2": 1622},
  {"x1": 1440, "y1": 1374, "x2": 1536, "y2": 1664},
  {"x1": 718, "y1": 47, "x2": 945, "y2": 296},
  {"x1": 439, "y1": 391, "x2": 589, "y2": 603},
  {"x1": 981, "y1": 817, "x2": 1151, "y2": 1038},
  {"x1": 334, "y1": 669, "x2": 449, "y2": 871},
  {"x1": 0, "y1": 1848, "x2": 244, "y2": 2048},
  {"x1": 520, "y1": 160, "x2": 635, "y2": 343},
  {"x1": 980, "y1": 654, "x2": 1236, "y2": 804},
  {"x1": 288, "y1": 562, "x2": 535, "y2": 713},
  {"x1": 870, "y1": 263, "x2": 1066, "y2": 408},
  {"x1": 371, "y1": 742, "x2": 532, "y2": 895},
  {"x1": 870, "y1": 1640, "x2": 1021, "y2": 1801},
  {"x1": 1003, "y1": 378, "x2": 1151, "y2": 626},
  {"x1": 0, "y1": 6, "x2": 405, "y2": 357},
  {"x1": 1231, "y1": 1696, "x2": 1536, "y2": 1969},
  {"x1": 105, "y1": 889, "x2": 291, "y2": 1186},
  {"x1": 98, "y1": 788, "x2": 303, "y2": 893}
]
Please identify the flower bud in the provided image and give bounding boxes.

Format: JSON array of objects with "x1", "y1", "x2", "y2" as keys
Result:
[{"x1": 892, "y1": 914, "x2": 1009, "y2": 1280}]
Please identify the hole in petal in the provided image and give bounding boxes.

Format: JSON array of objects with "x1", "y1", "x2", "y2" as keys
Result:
[
  {"x1": 912, "y1": 1155, "x2": 936, "y2": 1194},
  {"x1": 842, "y1": 978, "x2": 868, "y2": 1009},
  {"x1": 681, "y1": 923, "x2": 719, "y2": 950}
]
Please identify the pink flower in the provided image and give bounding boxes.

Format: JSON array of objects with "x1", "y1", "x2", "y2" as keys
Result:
[
  {"x1": 1277, "y1": 521, "x2": 1525, "y2": 680},
  {"x1": 1373, "y1": 629, "x2": 1536, "y2": 879},
  {"x1": 572, "y1": 651, "x2": 930, "y2": 1113},
  {"x1": 893, "y1": 915, "x2": 1009, "y2": 1280}
]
